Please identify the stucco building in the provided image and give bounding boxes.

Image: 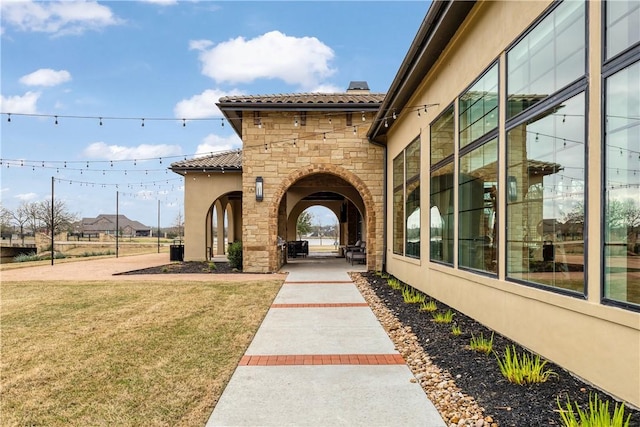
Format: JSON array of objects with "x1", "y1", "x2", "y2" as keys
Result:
[
  {"x1": 171, "y1": 82, "x2": 385, "y2": 273},
  {"x1": 173, "y1": 0, "x2": 639, "y2": 408}
]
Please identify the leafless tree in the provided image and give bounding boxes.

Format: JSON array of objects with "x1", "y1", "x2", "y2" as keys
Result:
[{"x1": 38, "y1": 199, "x2": 78, "y2": 236}]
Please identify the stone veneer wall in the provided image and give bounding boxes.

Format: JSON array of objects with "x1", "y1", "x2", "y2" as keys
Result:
[{"x1": 241, "y1": 110, "x2": 385, "y2": 273}]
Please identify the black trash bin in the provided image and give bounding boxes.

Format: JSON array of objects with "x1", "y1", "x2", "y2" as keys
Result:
[{"x1": 170, "y1": 240, "x2": 184, "y2": 261}]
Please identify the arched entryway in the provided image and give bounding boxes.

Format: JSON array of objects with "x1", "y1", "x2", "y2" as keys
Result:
[
  {"x1": 269, "y1": 165, "x2": 380, "y2": 272},
  {"x1": 205, "y1": 191, "x2": 242, "y2": 259}
]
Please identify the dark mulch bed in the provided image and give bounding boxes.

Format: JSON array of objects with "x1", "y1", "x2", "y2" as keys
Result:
[
  {"x1": 116, "y1": 261, "x2": 241, "y2": 275},
  {"x1": 361, "y1": 271, "x2": 640, "y2": 427}
]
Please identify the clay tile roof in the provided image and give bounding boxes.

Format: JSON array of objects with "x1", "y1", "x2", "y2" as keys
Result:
[
  {"x1": 169, "y1": 149, "x2": 242, "y2": 172},
  {"x1": 218, "y1": 92, "x2": 386, "y2": 105}
]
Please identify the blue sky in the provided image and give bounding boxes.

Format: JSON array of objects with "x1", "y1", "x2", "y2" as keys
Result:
[{"x1": 1, "y1": 0, "x2": 430, "y2": 228}]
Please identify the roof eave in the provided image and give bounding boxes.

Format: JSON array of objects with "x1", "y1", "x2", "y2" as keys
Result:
[
  {"x1": 368, "y1": 0, "x2": 477, "y2": 143},
  {"x1": 217, "y1": 100, "x2": 384, "y2": 139}
]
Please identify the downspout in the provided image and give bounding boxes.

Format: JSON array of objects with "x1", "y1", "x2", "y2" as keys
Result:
[{"x1": 368, "y1": 137, "x2": 387, "y2": 272}]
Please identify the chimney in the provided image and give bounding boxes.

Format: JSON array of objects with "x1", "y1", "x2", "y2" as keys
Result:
[{"x1": 346, "y1": 81, "x2": 370, "y2": 94}]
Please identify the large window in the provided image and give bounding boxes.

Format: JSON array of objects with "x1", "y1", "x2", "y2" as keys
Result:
[
  {"x1": 506, "y1": 93, "x2": 586, "y2": 293},
  {"x1": 393, "y1": 138, "x2": 421, "y2": 258},
  {"x1": 458, "y1": 63, "x2": 499, "y2": 274},
  {"x1": 605, "y1": 1, "x2": 640, "y2": 60},
  {"x1": 405, "y1": 139, "x2": 421, "y2": 258},
  {"x1": 459, "y1": 139, "x2": 498, "y2": 273},
  {"x1": 430, "y1": 105, "x2": 455, "y2": 264},
  {"x1": 603, "y1": 60, "x2": 640, "y2": 307},
  {"x1": 507, "y1": 1, "x2": 586, "y2": 118},
  {"x1": 393, "y1": 154, "x2": 404, "y2": 255},
  {"x1": 459, "y1": 64, "x2": 498, "y2": 148}
]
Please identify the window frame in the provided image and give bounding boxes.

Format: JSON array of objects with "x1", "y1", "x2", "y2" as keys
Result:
[
  {"x1": 600, "y1": 7, "x2": 640, "y2": 310},
  {"x1": 503, "y1": 0, "x2": 589, "y2": 297},
  {"x1": 430, "y1": 104, "x2": 455, "y2": 266}
]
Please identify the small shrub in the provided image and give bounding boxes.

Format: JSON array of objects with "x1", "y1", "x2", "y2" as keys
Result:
[
  {"x1": 162, "y1": 267, "x2": 169, "y2": 273},
  {"x1": 451, "y1": 324, "x2": 462, "y2": 336},
  {"x1": 557, "y1": 393, "x2": 631, "y2": 427},
  {"x1": 387, "y1": 277, "x2": 403, "y2": 290},
  {"x1": 207, "y1": 262, "x2": 216, "y2": 271},
  {"x1": 469, "y1": 332, "x2": 494, "y2": 354},
  {"x1": 13, "y1": 252, "x2": 39, "y2": 262},
  {"x1": 419, "y1": 300, "x2": 438, "y2": 312},
  {"x1": 402, "y1": 286, "x2": 425, "y2": 304},
  {"x1": 227, "y1": 241, "x2": 243, "y2": 270},
  {"x1": 432, "y1": 309, "x2": 455, "y2": 324},
  {"x1": 495, "y1": 345, "x2": 557, "y2": 384}
]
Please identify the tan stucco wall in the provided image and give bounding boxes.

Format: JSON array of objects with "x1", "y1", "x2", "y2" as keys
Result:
[
  {"x1": 241, "y1": 110, "x2": 384, "y2": 273},
  {"x1": 182, "y1": 172, "x2": 242, "y2": 261},
  {"x1": 384, "y1": 0, "x2": 640, "y2": 407}
]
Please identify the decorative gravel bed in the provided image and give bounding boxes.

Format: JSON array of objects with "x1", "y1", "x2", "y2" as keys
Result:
[{"x1": 351, "y1": 272, "x2": 640, "y2": 427}]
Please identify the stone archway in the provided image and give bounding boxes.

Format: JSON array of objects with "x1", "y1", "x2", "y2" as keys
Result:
[{"x1": 267, "y1": 164, "x2": 380, "y2": 272}]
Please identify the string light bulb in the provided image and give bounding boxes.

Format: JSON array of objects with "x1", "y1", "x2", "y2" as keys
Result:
[
  {"x1": 54, "y1": 116, "x2": 58, "y2": 125},
  {"x1": 99, "y1": 117, "x2": 103, "y2": 126},
  {"x1": 7, "y1": 114, "x2": 10, "y2": 122},
  {"x1": 392, "y1": 110, "x2": 397, "y2": 120},
  {"x1": 384, "y1": 119, "x2": 388, "y2": 128},
  {"x1": 141, "y1": 118, "x2": 145, "y2": 127},
  {"x1": 361, "y1": 112, "x2": 365, "y2": 122}
]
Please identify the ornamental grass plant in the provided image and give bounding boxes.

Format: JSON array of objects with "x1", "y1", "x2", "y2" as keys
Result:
[
  {"x1": 495, "y1": 345, "x2": 557, "y2": 385},
  {"x1": 557, "y1": 393, "x2": 631, "y2": 427}
]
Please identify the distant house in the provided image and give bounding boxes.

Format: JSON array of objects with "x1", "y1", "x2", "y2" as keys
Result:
[{"x1": 79, "y1": 214, "x2": 152, "y2": 237}]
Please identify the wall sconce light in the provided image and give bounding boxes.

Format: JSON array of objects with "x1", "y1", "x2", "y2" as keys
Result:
[{"x1": 255, "y1": 176, "x2": 264, "y2": 202}]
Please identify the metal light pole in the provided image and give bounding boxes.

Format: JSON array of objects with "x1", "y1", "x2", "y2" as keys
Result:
[
  {"x1": 157, "y1": 199, "x2": 160, "y2": 253},
  {"x1": 51, "y1": 176, "x2": 55, "y2": 266},
  {"x1": 115, "y1": 191, "x2": 119, "y2": 258}
]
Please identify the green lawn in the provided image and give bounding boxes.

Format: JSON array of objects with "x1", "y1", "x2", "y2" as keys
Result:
[{"x1": 1, "y1": 279, "x2": 282, "y2": 426}]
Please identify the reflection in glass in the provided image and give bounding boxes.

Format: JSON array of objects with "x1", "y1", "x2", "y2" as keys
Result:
[
  {"x1": 459, "y1": 139, "x2": 498, "y2": 273},
  {"x1": 406, "y1": 138, "x2": 420, "y2": 258},
  {"x1": 460, "y1": 64, "x2": 498, "y2": 148},
  {"x1": 507, "y1": 1, "x2": 585, "y2": 118},
  {"x1": 506, "y1": 93, "x2": 585, "y2": 292},
  {"x1": 431, "y1": 105, "x2": 455, "y2": 165},
  {"x1": 393, "y1": 154, "x2": 404, "y2": 255},
  {"x1": 604, "y1": 60, "x2": 640, "y2": 306},
  {"x1": 430, "y1": 163, "x2": 454, "y2": 264},
  {"x1": 606, "y1": 1, "x2": 640, "y2": 60}
]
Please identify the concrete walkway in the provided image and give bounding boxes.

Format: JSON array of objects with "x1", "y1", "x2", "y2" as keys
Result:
[{"x1": 206, "y1": 254, "x2": 446, "y2": 426}]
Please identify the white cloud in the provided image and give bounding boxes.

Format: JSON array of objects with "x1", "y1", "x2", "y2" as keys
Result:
[
  {"x1": 139, "y1": 0, "x2": 178, "y2": 4},
  {"x1": 193, "y1": 31, "x2": 336, "y2": 90},
  {"x1": 189, "y1": 39, "x2": 214, "y2": 51},
  {"x1": 82, "y1": 142, "x2": 182, "y2": 160},
  {"x1": 174, "y1": 88, "x2": 243, "y2": 119},
  {"x1": 0, "y1": 91, "x2": 40, "y2": 113},
  {"x1": 195, "y1": 134, "x2": 242, "y2": 156},
  {"x1": 0, "y1": 1, "x2": 122, "y2": 36},
  {"x1": 20, "y1": 68, "x2": 72, "y2": 87},
  {"x1": 310, "y1": 83, "x2": 343, "y2": 93},
  {"x1": 15, "y1": 192, "x2": 38, "y2": 201}
]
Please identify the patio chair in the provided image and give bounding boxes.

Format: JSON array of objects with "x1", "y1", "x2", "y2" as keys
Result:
[
  {"x1": 350, "y1": 242, "x2": 366, "y2": 265},
  {"x1": 345, "y1": 241, "x2": 365, "y2": 264}
]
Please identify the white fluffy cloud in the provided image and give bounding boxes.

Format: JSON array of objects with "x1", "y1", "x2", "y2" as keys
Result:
[
  {"x1": 139, "y1": 0, "x2": 178, "y2": 5},
  {"x1": 0, "y1": 91, "x2": 40, "y2": 113},
  {"x1": 195, "y1": 134, "x2": 242, "y2": 156},
  {"x1": 82, "y1": 142, "x2": 182, "y2": 160},
  {"x1": 174, "y1": 88, "x2": 243, "y2": 119},
  {"x1": 191, "y1": 31, "x2": 336, "y2": 90},
  {"x1": 0, "y1": 1, "x2": 121, "y2": 36},
  {"x1": 15, "y1": 192, "x2": 38, "y2": 201},
  {"x1": 20, "y1": 68, "x2": 72, "y2": 87}
]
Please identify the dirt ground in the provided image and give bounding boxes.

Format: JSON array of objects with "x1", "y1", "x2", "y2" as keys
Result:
[{"x1": 0, "y1": 253, "x2": 287, "y2": 283}]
